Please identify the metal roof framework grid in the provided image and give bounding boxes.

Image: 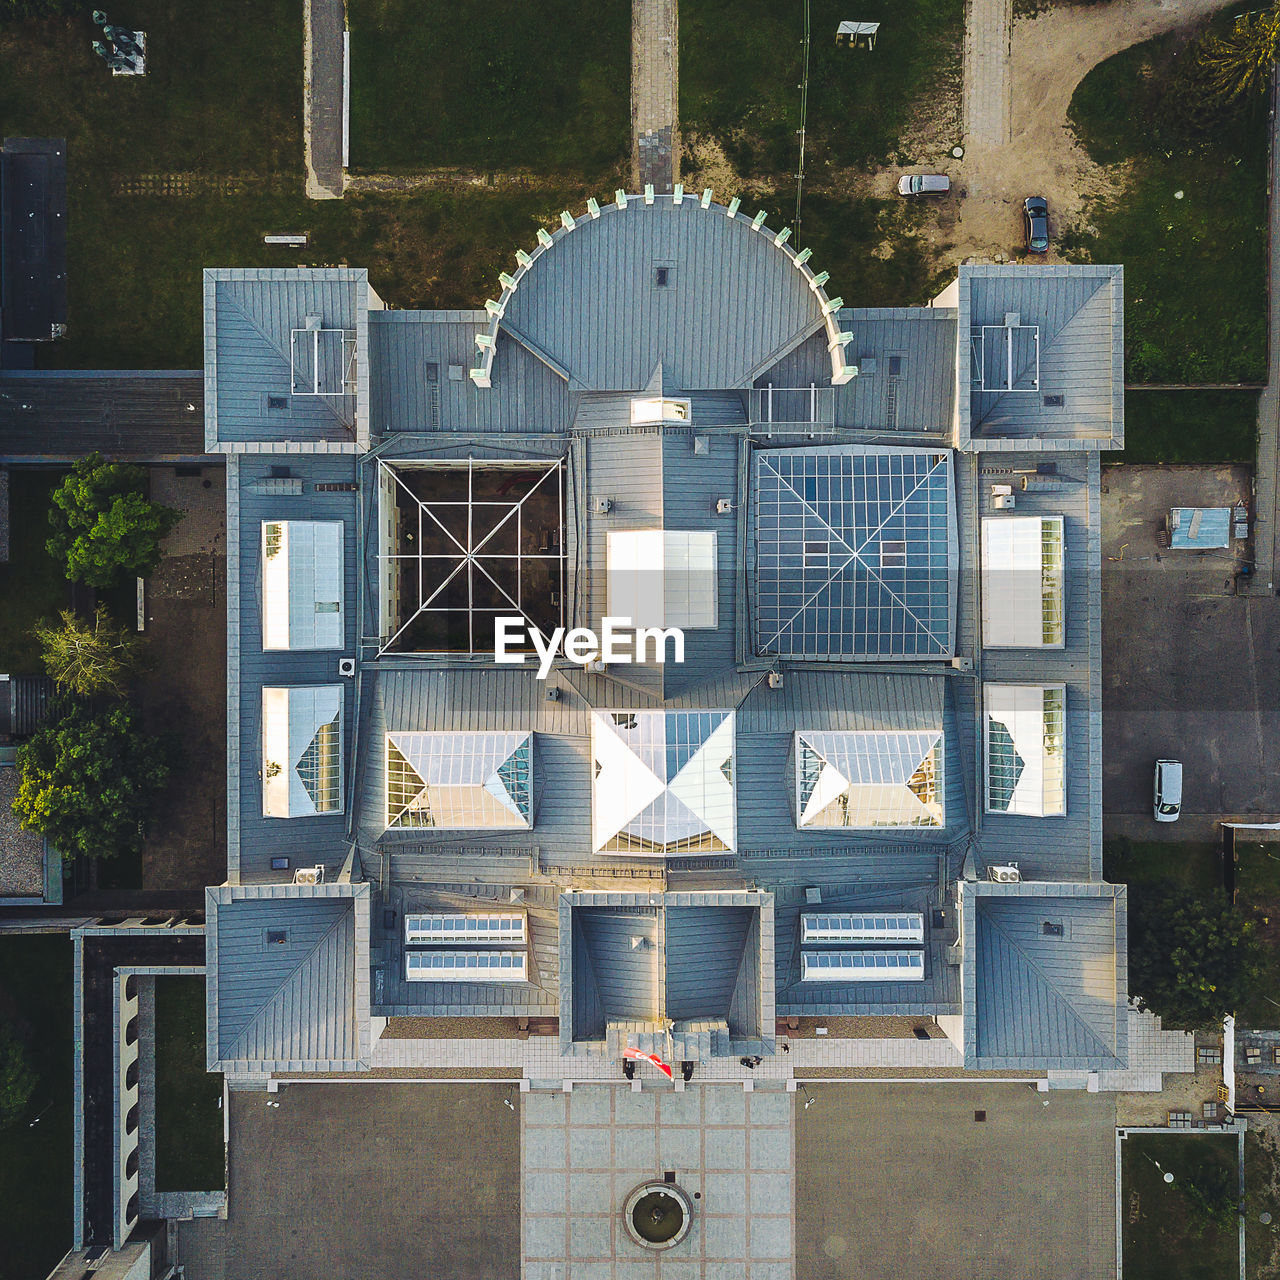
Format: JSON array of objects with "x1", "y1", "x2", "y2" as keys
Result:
[
  {"x1": 375, "y1": 455, "x2": 566, "y2": 656},
  {"x1": 970, "y1": 322, "x2": 1040, "y2": 393},
  {"x1": 290, "y1": 323, "x2": 357, "y2": 397}
]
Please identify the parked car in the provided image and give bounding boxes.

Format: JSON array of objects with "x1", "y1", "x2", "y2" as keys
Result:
[
  {"x1": 1023, "y1": 196, "x2": 1049, "y2": 253},
  {"x1": 1153, "y1": 759, "x2": 1183, "y2": 823},
  {"x1": 897, "y1": 174, "x2": 951, "y2": 196}
]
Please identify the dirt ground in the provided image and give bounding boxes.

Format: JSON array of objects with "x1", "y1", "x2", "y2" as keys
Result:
[
  {"x1": 139, "y1": 465, "x2": 227, "y2": 891},
  {"x1": 1115, "y1": 1064, "x2": 1224, "y2": 1125}
]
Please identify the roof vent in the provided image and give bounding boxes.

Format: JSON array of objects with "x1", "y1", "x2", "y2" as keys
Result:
[
  {"x1": 1043, "y1": 394, "x2": 1064, "y2": 408},
  {"x1": 338, "y1": 657, "x2": 356, "y2": 678},
  {"x1": 509, "y1": 887, "x2": 526, "y2": 904},
  {"x1": 304, "y1": 313, "x2": 323, "y2": 332},
  {"x1": 1042, "y1": 920, "x2": 1064, "y2": 937},
  {"x1": 593, "y1": 496, "x2": 613, "y2": 515},
  {"x1": 448, "y1": 364, "x2": 464, "y2": 381},
  {"x1": 715, "y1": 498, "x2": 734, "y2": 515},
  {"x1": 265, "y1": 929, "x2": 288, "y2": 946},
  {"x1": 631, "y1": 935, "x2": 649, "y2": 951},
  {"x1": 1003, "y1": 312, "x2": 1021, "y2": 329},
  {"x1": 805, "y1": 886, "x2": 823, "y2": 905},
  {"x1": 693, "y1": 435, "x2": 710, "y2": 456},
  {"x1": 767, "y1": 670, "x2": 784, "y2": 690},
  {"x1": 988, "y1": 864, "x2": 1021, "y2": 884}
]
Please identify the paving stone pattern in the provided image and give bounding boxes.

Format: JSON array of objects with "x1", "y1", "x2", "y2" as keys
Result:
[
  {"x1": 963, "y1": 0, "x2": 1011, "y2": 147},
  {"x1": 633, "y1": 0, "x2": 678, "y2": 192},
  {"x1": 523, "y1": 1084, "x2": 794, "y2": 1280}
]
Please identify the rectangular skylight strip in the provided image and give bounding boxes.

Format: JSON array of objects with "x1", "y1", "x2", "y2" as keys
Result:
[
  {"x1": 405, "y1": 914, "x2": 526, "y2": 944},
  {"x1": 801, "y1": 913, "x2": 925, "y2": 944},
  {"x1": 406, "y1": 950, "x2": 528, "y2": 983},
  {"x1": 800, "y1": 950, "x2": 925, "y2": 982}
]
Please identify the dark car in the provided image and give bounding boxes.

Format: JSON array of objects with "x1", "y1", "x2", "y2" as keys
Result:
[{"x1": 1023, "y1": 196, "x2": 1049, "y2": 254}]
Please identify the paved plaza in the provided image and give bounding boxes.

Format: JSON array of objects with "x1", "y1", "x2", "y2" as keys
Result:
[
  {"x1": 523, "y1": 1083, "x2": 793, "y2": 1280},
  {"x1": 796, "y1": 1083, "x2": 1117, "y2": 1280}
]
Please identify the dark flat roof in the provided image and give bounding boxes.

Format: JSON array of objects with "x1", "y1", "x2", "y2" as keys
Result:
[{"x1": 1, "y1": 137, "x2": 67, "y2": 342}]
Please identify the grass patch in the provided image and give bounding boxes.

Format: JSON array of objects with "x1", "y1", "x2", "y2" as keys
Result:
[
  {"x1": 681, "y1": 0, "x2": 963, "y2": 179},
  {"x1": 0, "y1": 935, "x2": 73, "y2": 1280},
  {"x1": 0, "y1": 470, "x2": 71, "y2": 675},
  {"x1": 347, "y1": 0, "x2": 629, "y2": 176},
  {"x1": 0, "y1": 3, "x2": 606, "y2": 367},
  {"x1": 1104, "y1": 838, "x2": 1224, "y2": 895},
  {"x1": 154, "y1": 975, "x2": 223, "y2": 1192},
  {"x1": 1115, "y1": 391, "x2": 1259, "y2": 465},
  {"x1": 1233, "y1": 842, "x2": 1280, "y2": 1029},
  {"x1": 1123, "y1": 1132, "x2": 1241, "y2": 1280},
  {"x1": 1065, "y1": 12, "x2": 1268, "y2": 385}
]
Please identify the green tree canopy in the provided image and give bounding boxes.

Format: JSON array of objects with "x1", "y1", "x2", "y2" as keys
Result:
[
  {"x1": 1129, "y1": 884, "x2": 1263, "y2": 1029},
  {"x1": 1198, "y1": 5, "x2": 1280, "y2": 105},
  {"x1": 35, "y1": 605, "x2": 144, "y2": 698},
  {"x1": 0, "y1": 1020, "x2": 36, "y2": 1129},
  {"x1": 47, "y1": 453, "x2": 180, "y2": 589},
  {"x1": 12, "y1": 699, "x2": 170, "y2": 861}
]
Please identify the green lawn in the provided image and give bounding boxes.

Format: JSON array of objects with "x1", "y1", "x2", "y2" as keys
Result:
[
  {"x1": 154, "y1": 976, "x2": 223, "y2": 1192},
  {"x1": 348, "y1": 0, "x2": 630, "y2": 176},
  {"x1": 1122, "y1": 1132, "x2": 1241, "y2": 1280},
  {"x1": 1233, "y1": 842, "x2": 1280, "y2": 1029},
  {"x1": 0, "y1": 935, "x2": 73, "y2": 1280},
  {"x1": 0, "y1": 3, "x2": 610, "y2": 368},
  {"x1": 1104, "y1": 838, "x2": 1224, "y2": 895},
  {"x1": 681, "y1": 0, "x2": 963, "y2": 180},
  {"x1": 1065, "y1": 13, "x2": 1268, "y2": 385},
  {"x1": 0, "y1": 470, "x2": 71, "y2": 675},
  {"x1": 1117, "y1": 390, "x2": 1259, "y2": 465},
  {"x1": 1246, "y1": 1130, "x2": 1280, "y2": 1280}
]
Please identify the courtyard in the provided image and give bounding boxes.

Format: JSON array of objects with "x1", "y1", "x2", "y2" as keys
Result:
[{"x1": 796, "y1": 1083, "x2": 1118, "y2": 1280}]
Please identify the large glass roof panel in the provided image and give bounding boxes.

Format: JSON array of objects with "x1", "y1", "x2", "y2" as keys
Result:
[
  {"x1": 981, "y1": 516, "x2": 1064, "y2": 648},
  {"x1": 386, "y1": 731, "x2": 532, "y2": 830},
  {"x1": 796, "y1": 730, "x2": 944, "y2": 829},
  {"x1": 406, "y1": 951, "x2": 528, "y2": 983},
  {"x1": 592, "y1": 710, "x2": 735, "y2": 855},
  {"x1": 753, "y1": 446, "x2": 955, "y2": 659},
  {"x1": 261, "y1": 520, "x2": 344, "y2": 651},
  {"x1": 262, "y1": 685, "x2": 343, "y2": 818},
  {"x1": 607, "y1": 530, "x2": 718, "y2": 630},
  {"x1": 984, "y1": 683, "x2": 1066, "y2": 816},
  {"x1": 801, "y1": 950, "x2": 925, "y2": 982}
]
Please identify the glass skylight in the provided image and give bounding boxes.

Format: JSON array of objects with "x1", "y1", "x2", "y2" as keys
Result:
[
  {"x1": 261, "y1": 520, "x2": 344, "y2": 650},
  {"x1": 406, "y1": 951, "x2": 528, "y2": 983},
  {"x1": 591, "y1": 710, "x2": 736, "y2": 855},
  {"x1": 795, "y1": 731, "x2": 944, "y2": 829},
  {"x1": 801, "y1": 913, "x2": 925, "y2": 944},
  {"x1": 801, "y1": 950, "x2": 925, "y2": 982},
  {"x1": 606, "y1": 530, "x2": 718, "y2": 630},
  {"x1": 980, "y1": 516, "x2": 1064, "y2": 648},
  {"x1": 261, "y1": 686, "x2": 343, "y2": 818},
  {"x1": 385, "y1": 731, "x2": 532, "y2": 830},
  {"x1": 984, "y1": 683, "x2": 1066, "y2": 816},
  {"x1": 405, "y1": 914, "x2": 526, "y2": 944},
  {"x1": 753, "y1": 446, "x2": 956, "y2": 659}
]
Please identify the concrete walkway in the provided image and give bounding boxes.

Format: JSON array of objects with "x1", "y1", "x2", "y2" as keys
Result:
[
  {"x1": 304, "y1": 0, "x2": 345, "y2": 199},
  {"x1": 1248, "y1": 69, "x2": 1280, "y2": 594},
  {"x1": 633, "y1": 0, "x2": 678, "y2": 192},
  {"x1": 963, "y1": 0, "x2": 1012, "y2": 147}
]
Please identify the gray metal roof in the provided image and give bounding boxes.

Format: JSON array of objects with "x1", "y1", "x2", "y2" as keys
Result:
[
  {"x1": 960, "y1": 880, "x2": 1127, "y2": 1070},
  {"x1": 957, "y1": 264, "x2": 1124, "y2": 450},
  {"x1": 498, "y1": 201, "x2": 826, "y2": 392},
  {"x1": 204, "y1": 268, "x2": 368, "y2": 452},
  {"x1": 558, "y1": 891, "x2": 774, "y2": 1056},
  {"x1": 205, "y1": 882, "x2": 371, "y2": 1071},
  {"x1": 758, "y1": 308, "x2": 958, "y2": 433}
]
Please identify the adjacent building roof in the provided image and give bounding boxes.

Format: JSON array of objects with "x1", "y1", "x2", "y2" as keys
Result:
[
  {"x1": 0, "y1": 137, "x2": 66, "y2": 343},
  {"x1": 205, "y1": 883, "x2": 371, "y2": 1072},
  {"x1": 960, "y1": 880, "x2": 1127, "y2": 1070}
]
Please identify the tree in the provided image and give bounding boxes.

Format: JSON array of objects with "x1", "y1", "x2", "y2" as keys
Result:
[
  {"x1": 1129, "y1": 885, "x2": 1263, "y2": 1029},
  {"x1": 12, "y1": 699, "x2": 170, "y2": 861},
  {"x1": 0, "y1": 1021, "x2": 35, "y2": 1129},
  {"x1": 34, "y1": 606, "x2": 144, "y2": 698},
  {"x1": 1198, "y1": 6, "x2": 1280, "y2": 105},
  {"x1": 47, "y1": 453, "x2": 180, "y2": 589}
]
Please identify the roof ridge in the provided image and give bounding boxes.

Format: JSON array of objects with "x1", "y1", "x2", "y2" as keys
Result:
[
  {"x1": 981, "y1": 908, "x2": 1116, "y2": 1058},
  {"x1": 222, "y1": 907, "x2": 351, "y2": 1063}
]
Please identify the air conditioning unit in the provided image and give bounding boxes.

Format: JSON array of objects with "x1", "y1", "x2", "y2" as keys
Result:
[
  {"x1": 338, "y1": 657, "x2": 356, "y2": 678},
  {"x1": 293, "y1": 865, "x2": 325, "y2": 886},
  {"x1": 988, "y1": 864, "x2": 1021, "y2": 884}
]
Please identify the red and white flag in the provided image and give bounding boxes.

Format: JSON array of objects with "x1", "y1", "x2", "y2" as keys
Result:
[{"x1": 623, "y1": 1046, "x2": 674, "y2": 1079}]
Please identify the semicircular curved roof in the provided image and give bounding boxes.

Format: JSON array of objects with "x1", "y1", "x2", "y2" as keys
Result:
[{"x1": 494, "y1": 199, "x2": 839, "y2": 392}]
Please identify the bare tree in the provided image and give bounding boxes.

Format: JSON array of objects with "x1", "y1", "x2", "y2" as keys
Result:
[{"x1": 34, "y1": 606, "x2": 143, "y2": 698}]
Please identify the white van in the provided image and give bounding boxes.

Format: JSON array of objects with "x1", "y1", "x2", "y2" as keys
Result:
[
  {"x1": 1153, "y1": 759, "x2": 1183, "y2": 823},
  {"x1": 896, "y1": 174, "x2": 951, "y2": 196}
]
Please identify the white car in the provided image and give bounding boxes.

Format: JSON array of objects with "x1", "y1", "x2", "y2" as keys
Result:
[
  {"x1": 1153, "y1": 759, "x2": 1183, "y2": 823},
  {"x1": 897, "y1": 174, "x2": 951, "y2": 196}
]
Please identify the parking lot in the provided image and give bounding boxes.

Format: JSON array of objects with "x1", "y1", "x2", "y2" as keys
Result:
[
  {"x1": 796, "y1": 1083, "x2": 1117, "y2": 1280},
  {"x1": 1102, "y1": 464, "x2": 1280, "y2": 838},
  {"x1": 179, "y1": 1083, "x2": 520, "y2": 1280}
]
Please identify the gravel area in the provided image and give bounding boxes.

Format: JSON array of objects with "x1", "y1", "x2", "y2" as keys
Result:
[{"x1": 0, "y1": 768, "x2": 45, "y2": 896}]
